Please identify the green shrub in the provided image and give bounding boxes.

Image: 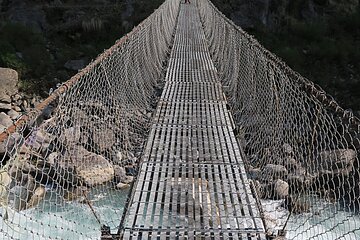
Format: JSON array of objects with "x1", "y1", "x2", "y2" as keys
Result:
[{"x1": 0, "y1": 53, "x2": 28, "y2": 76}]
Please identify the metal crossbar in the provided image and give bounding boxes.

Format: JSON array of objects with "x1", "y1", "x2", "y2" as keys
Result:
[{"x1": 119, "y1": 3, "x2": 267, "y2": 239}]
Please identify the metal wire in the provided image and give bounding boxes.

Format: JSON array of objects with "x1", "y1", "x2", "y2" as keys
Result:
[
  {"x1": 0, "y1": 0, "x2": 180, "y2": 239},
  {"x1": 197, "y1": 0, "x2": 360, "y2": 239}
]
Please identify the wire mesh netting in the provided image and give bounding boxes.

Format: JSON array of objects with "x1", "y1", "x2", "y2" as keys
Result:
[
  {"x1": 197, "y1": 0, "x2": 360, "y2": 239},
  {"x1": 0, "y1": 0, "x2": 180, "y2": 239}
]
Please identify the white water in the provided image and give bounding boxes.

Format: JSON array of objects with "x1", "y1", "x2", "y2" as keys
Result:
[
  {"x1": 2, "y1": 190, "x2": 360, "y2": 239},
  {"x1": 262, "y1": 196, "x2": 360, "y2": 240},
  {"x1": 0, "y1": 187, "x2": 128, "y2": 240}
]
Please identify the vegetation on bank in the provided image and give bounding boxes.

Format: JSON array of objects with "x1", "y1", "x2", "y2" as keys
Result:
[
  {"x1": 0, "y1": 0, "x2": 163, "y2": 96},
  {"x1": 213, "y1": 0, "x2": 360, "y2": 113},
  {"x1": 0, "y1": 0, "x2": 359, "y2": 113}
]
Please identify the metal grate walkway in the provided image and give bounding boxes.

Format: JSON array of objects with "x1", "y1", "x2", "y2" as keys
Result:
[{"x1": 120, "y1": 3, "x2": 267, "y2": 239}]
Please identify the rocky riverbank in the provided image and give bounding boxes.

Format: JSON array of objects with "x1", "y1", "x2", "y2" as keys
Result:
[
  {"x1": 0, "y1": 67, "x2": 152, "y2": 212},
  {"x1": 246, "y1": 142, "x2": 357, "y2": 214},
  {"x1": 0, "y1": 67, "x2": 43, "y2": 132}
]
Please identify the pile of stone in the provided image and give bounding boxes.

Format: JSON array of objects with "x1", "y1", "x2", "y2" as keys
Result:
[
  {"x1": 1, "y1": 86, "x2": 151, "y2": 211},
  {"x1": 0, "y1": 68, "x2": 42, "y2": 133},
  {"x1": 247, "y1": 143, "x2": 357, "y2": 213}
]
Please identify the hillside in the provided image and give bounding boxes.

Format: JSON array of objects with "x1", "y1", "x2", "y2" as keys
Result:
[
  {"x1": 1, "y1": 0, "x2": 359, "y2": 115},
  {"x1": 212, "y1": 0, "x2": 360, "y2": 115},
  {"x1": 0, "y1": 0, "x2": 162, "y2": 96}
]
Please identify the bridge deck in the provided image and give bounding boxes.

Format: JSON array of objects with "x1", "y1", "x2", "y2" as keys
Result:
[{"x1": 120, "y1": 3, "x2": 266, "y2": 239}]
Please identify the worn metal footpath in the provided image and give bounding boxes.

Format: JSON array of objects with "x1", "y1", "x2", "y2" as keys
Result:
[{"x1": 120, "y1": 3, "x2": 267, "y2": 239}]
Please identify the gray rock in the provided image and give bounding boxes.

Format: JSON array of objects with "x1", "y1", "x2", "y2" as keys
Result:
[
  {"x1": 0, "y1": 132, "x2": 22, "y2": 155},
  {"x1": 64, "y1": 59, "x2": 86, "y2": 71},
  {"x1": 0, "y1": 124, "x2": 5, "y2": 133},
  {"x1": 273, "y1": 179, "x2": 289, "y2": 199},
  {"x1": 92, "y1": 128, "x2": 116, "y2": 152},
  {"x1": 34, "y1": 129, "x2": 54, "y2": 144},
  {"x1": 9, "y1": 174, "x2": 36, "y2": 211},
  {"x1": 0, "y1": 112, "x2": 13, "y2": 127},
  {"x1": 64, "y1": 146, "x2": 114, "y2": 186},
  {"x1": 13, "y1": 106, "x2": 21, "y2": 112},
  {"x1": 113, "y1": 151, "x2": 123, "y2": 165},
  {"x1": 283, "y1": 143, "x2": 294, "y2": 156},
  {"x1": 0, "y1": 93, "x2": 11, "y2": 103},
  {"x1": 287, "y1": 174, "x2": 307, "y2": 194},
  {"x1": 122, "y1": 176, "x2": 134, "y2": 184},
  {"x1": 318, "y1": 149, "x2": 356, "y2": 174},
  {"x1": 12, "y1": 94, "x2": 22, "y2": 102},
  {"x1": 116, "y1": 182, "x2": 130, "y2": 189},
  {"x1": 7, "y1": 109, "x2": 20, "y2": 120},
  {"x1": 264, "y1": 179, "x2": 289, "y2": 200},
  {"x1": 0, "y1": 170, "x2": 11, "y2": 198},
  {"x1": 9, "y1": 186, "x2": 28, "y2": 211},
  {"x1": 0, "y1": 68, "x2": 18, "y2": 98},
  {"x1": 285, "y1": 157, "x2": 303, "y2": 174},
  {"x1": 113, "y1": 165, "x2": 127, "y2": 183},
  {"x1": 0, "y1": 103, "x2": 12, "y2": 110},
  {"x1": 261, "y1": 164, "x2": 288, "y2": 182},
  {"x1": 26, "y1": 186, "x2": 46, "y2": 209},
  {"x1": 47, "y1": 152, "x2": 59, "y2": 165},
  {"x1": 248, "y1": 167, "x2": 261, "y2": 180},
  {"x1": 22, "y1": 99, "x2": 28, "y2": 109},
  {"x1": 59, "y1": 126, "x2": 82, "y2": 146}
]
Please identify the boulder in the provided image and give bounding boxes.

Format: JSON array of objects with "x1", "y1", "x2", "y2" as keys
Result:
[
  {"x1": 113, "y1": 151, "x2": 123, "y2": 165},
  {"x1": 47, "y1": 152, "x2": 59, "y2": 165},
  {"x1": 59, "y1": 126, "x2": 82, "y2": 146},
  {"x1": 22, "y1": 100, "x2": 28, "y2": 109},
  {"x1": 12, "y1": 94, "x2": 22, "y2": 102},
  {"x1": 0, "y1": 170, "x2": 11, "y2": 199},
  {"x1": 122, "y1": 176, "x2": 134, "y2": 184},
  {"x1": 7, "y1": 109, "x2": 20, "y2": 120},
  {"x1": 261, "y1": 164, "x2": 288, "y2": 182},
  {"x1": 8, "y1": 174, "x2": 36, "y2": 211},
  {"x1": 33, "y1": 129, "x2": 54, "y2": 150},
  {"x1": 0, "y1": 103, "x2": 12, "y2": 110},
  {"x1": 1, "y1": 132, "x2": 22, "y2": 155},
  {"x1": 287, "y1": 174, "x2": 309, "y2": 194},
  {"x1": 283, "y1": 143, "x2": 294, "y2": 156},
  {"x1": 318, "y1": 149, "x2": 356, "y2": 174},
  {"x1": 113, "y1": 165, "x2": 127, "y2": 183},
  {"x1": 64, "y1": 146, "x2": 114, "y2": 186},
  {"x1": 116, "y1": 182, "x2": 130, "y2": 189},
  {"x1": 248, "y1": 167, "x2": 261, "y2": 180},
  {"x1": 13, "y1": 106, "x2": 21, "y2": 112},
  {"x1": 0, "y1": 124, "x2": 5, "y2": 134},
  {"x1": 0, "y1": 68, "x2": 18, "y2": 98},
  {"x1": 26, "y1": 186, "x2": 46, "y2": 209},
  {"x1": 0, "y1": 93, "x2": 11, "y2": 103},
  {"x1": 0, "y1": 112, "x2": 13, "y2": 128},
  {"x1": 285, "y1": 157, "x2": 303, "y2": 174},
  {"x1": 272, "y1": 179, "x2": 289, "y2": 199},
  {"x1": 263, "y1": 179, "x2": 289, "y2": 200},
  {"x1": 64, "y1": 59, "x2": 86, "y2": 71},
  {"x1": 92, "y1": 128, "x2": 116, "y2": 152},
  {"x1": 9, "y1": 185, "x2": 29, "y2": 211}
]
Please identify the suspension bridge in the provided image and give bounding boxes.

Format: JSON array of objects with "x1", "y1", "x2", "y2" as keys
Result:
[{"x1": 0, "y1": 0, "x2": 359, "y2": 239}]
